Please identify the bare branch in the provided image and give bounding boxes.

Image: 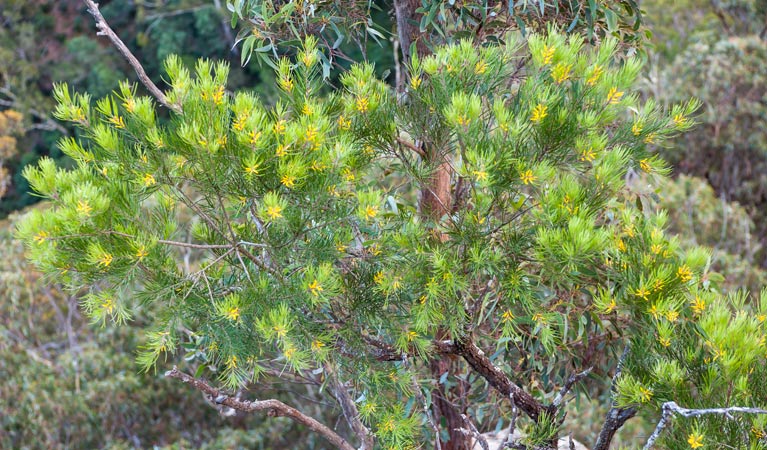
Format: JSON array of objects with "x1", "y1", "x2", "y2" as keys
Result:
[
  {"x1": 81, "y1": 0, "x2": 181, "y2": 113},
  {"x1": 324, "y1": 364, "x2": 375, "y2": 450},
  {"x1": 165, "y1": 367, "x2": 355, "y2": 450},
  {"x1": 644, "y1": 401, "x2": 767, "y2": 449},
  {"x1": 458, "y1": 414, "x2": 489, "y2": 450},
  {"x1": 551, "y1": 367, "x2": 592, "y2": 409}
]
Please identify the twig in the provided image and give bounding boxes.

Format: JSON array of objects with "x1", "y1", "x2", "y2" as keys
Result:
[
  {"x1": 81, "y1": 0, "x2": 181, "y2": 113},
  {"x1": 502, "y1": 395, "x2": 521, "y2": 450},
  {"x1": 165, "y1": 367, "x2": 355, "y2": 450},
  {"x1": 324, "y1": 364, "x2": 375, "y2": 450},
  {"x1": 551, "y1": 367, "x2": 592, "y2": 409},
  {"x1": 458, "y1": 414, "x2": 489, "y2": 450},
  {"x1": 643, "y1": 401, "x2": 767, "y2": 449}
]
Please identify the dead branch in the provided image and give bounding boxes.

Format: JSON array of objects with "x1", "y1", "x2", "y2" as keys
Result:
[
  {"x1": 81, "y1": 0, "x2": 181, "y2": 113},
  {"x1": 643, "y1": 401, "x2": 767, "y2": 449},
  {"x1": 165, "y1": 367, "x2": 355, "y2": 450}
]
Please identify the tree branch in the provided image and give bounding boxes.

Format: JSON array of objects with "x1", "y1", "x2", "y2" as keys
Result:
[
  {"x1": 81, "y1": 0, "x2": 181, "y2": 113},
  {"x1": 324, "y1": 364, "x2": 375, "y2": 450},
  {"x1": 165, "y1": 367, "x2": 356, "y2": 450},
  {"x1": 643, "y1": 401, "x2": 767, "y2": 449},
  {"x1": 443, "y1": 338, "x2": 547, "y2": 422},
  {"x1": 593, "y1": 346, "x2": 636, "y2": 450},
  {"x1": 551, "y1": 367, "x2": 592, "y2": 409}
]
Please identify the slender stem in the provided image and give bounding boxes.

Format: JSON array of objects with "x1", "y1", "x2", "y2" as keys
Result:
[
  {"x1": 81, "y1": 0, "x2": 181, "y2": 113},
  {"x1": 165, "y1": 367, "x2": 355, "y2": 450},
  {"x1": 644, "y1": 401, "x2": 767, "y2": 449}
]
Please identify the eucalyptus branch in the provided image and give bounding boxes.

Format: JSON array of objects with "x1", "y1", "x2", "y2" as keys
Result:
[
  {"x1": 81, "y1": 0, "x2": 180, "y2": 113},
  {"x1": 165, "y1": 367, "x2": 356, "y2": 450},
  {"x1": 643, "y1": 401, "x2": 767, "y2": 449}
]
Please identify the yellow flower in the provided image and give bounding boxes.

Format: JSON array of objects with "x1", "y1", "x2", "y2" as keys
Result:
[
  {"x1": 273, "y1": 325, "x2": 287, "y2": 338},
  {"x1": 284, "y1": 345, "x2": 296, "y2": 359},
  {"x1": 225, "y1": 306, "x2": 240, "y2": 321},
  {"x1": 474, "y1": 60, "x2": 488, "y2": 75},
  {"x1": 212, "y1": 86, "x2": 225, "y2": 105},
  {"x1": 233, "y1": 115, "x2": 248, "y2": 131},
  {"x1": 311, "y1": 340, "x2": 325, "y2": 352},
  {"x1": 342, "y1": 168, "x2": 356, "y2": 182},
  {"x1": 552, "y1": 63, "x2": 572, "y2": 84},
  {"x1": 687, "y1": 432, "x2": 704, "y2": 449},
  {"x1": 691, "y1": 296, "x2": 706, "y2": 315},
  {"x1": 644, "y1": 132, "x2": 657, "y2": 144},
  {"x1": 639, "y1": 386, "x2": 653, "y2": 402},
  {"x1": 336, "y1": 242, "x2": 347, "y2": 253},
  {"x1": 369, "y1": 244, "x2": 382, "y2": 256},
  {"x1": 97, "y1": 252, "x2": 113, "y2": 268},
  {"x1": 541, "y1": 45, "x2": 555, "y2": 65},
  {"x1": 606, "y1": 87, "x2": 624, "y2": 105},
  {"x1": 616, "y1": 238, "x2": 626, "y2": 252},
  {"x1": 530, "y1": 103, "x2": 548, "y2": 123},
  {"x1": 338, "y1": 115, "x2": 351, "y2": 130},
  {"x1": 33, "y1": 230, "x2": 48, "y2": 244},
  {"x1": 502, "y1": 310, "x2": 515, "y2": 322},
  {"x1": 76, "y1": 200, "x2": 92, "y2": 216},
  {"x1": 632, "y1": 121, "x2": 643, "y2": 136},
  {"x1": 279, "y1": 76, "x2": 294, "y2": 92},
  {"x1": 651, "y1": 244, "x2": 663, "y2": 255},
  {"x1": 665, "y1": 310, "x2": 679, "y2": 322},
  {"x1": 531, "y1": 313, "x2": 547, "y2": 324},
  {"x1": 135, "y1": 245, "x2": 148, "y2": 261},
  {"x1": 226, "y1": 355, "x2": 238, "y2": 368},
  {"x1": 364, "y1": 205, "x2": 378, "y2": 220},
  {"x1": 410, "y1": 75, "x2": 422, "y2": 90},
  {"x1": 456, "y1": 115, "x2": 471, "y2": 127},
  {"x1": 659, "y1": 336, "x2": 671, "y2": 347},
  {"x1": 520, "y1": 169, "x2": 536, "y2": 185},
  {"x1": 356, "y1": 96, "x2": 369, "y2": 113},
  {"x1": 266, "y1": 204, "x2": 283, "y2": 220},
  {"x1": 308, "y1": 279, "x2": 323, "y2": 297},
  {"x1": 280, "y1": 174, "x2": 296, "y2": 188},
  {"x1": 580, "y1": 148, "x2": 597, "y2": 162},
  {"x1": 244, "y1": 162, "x2": 261, "y2": 176},
  {"x1": 587, "y1": 65, "x2": 604, "y2": 86},
  {"x1": 634, "y1": 286, "x2": 650, "y2": 300},
  {"x1": 677, "y1": 265, "x2": 693, "y2": 283},
  {"x1": 473, "y1": 170, "x2": 488, "y2": 182},
  {"x1": 673, "y1": 113, "x2": 689, "y2": 128},
  {"x1": 273, "y1": 120, "x2": 286, "y2": 135},
  {"x1": 752, "y1": 425, "x2": 765, "y2": 439},
  {"x1": 640, "y1": 159, "x2": 652, "y2": 173},
  {"x1": 406, "y1": 330, "x2": 418, "y2": 341},
  {"x1": 249, "y1": 130, "x2": 262, "y2": 145},
  {"x1": 108, "y1": 115, "x2": 126, "y2": 129},
  {"x1": 123, "y1": 98, "x2": 136, "y2": 113},
  {"x1": 143, "y1": 173, "x2": 156, "y2": 187},
  {"x1": 302, "y1": 103, "x2": 314, "y2": 116},
  {"x1": 101, "y1": 296, "x2": 116, "y2": 314},
  {"x1": 379, "y1": 418, "x2": 396, "y2": 433},
  {"x1": 373, "y1": 271, "x2": 385, "y2": 285}
]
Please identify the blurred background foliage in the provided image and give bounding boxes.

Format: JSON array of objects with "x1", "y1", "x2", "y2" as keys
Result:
[{"x1": 1, "y1": 0, "x2": 767, "y2": 448}]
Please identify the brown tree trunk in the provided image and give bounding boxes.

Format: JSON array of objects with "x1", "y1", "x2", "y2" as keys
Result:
[{"x1": 393, "y1": 3, "x2": 467, "y2": 448}]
